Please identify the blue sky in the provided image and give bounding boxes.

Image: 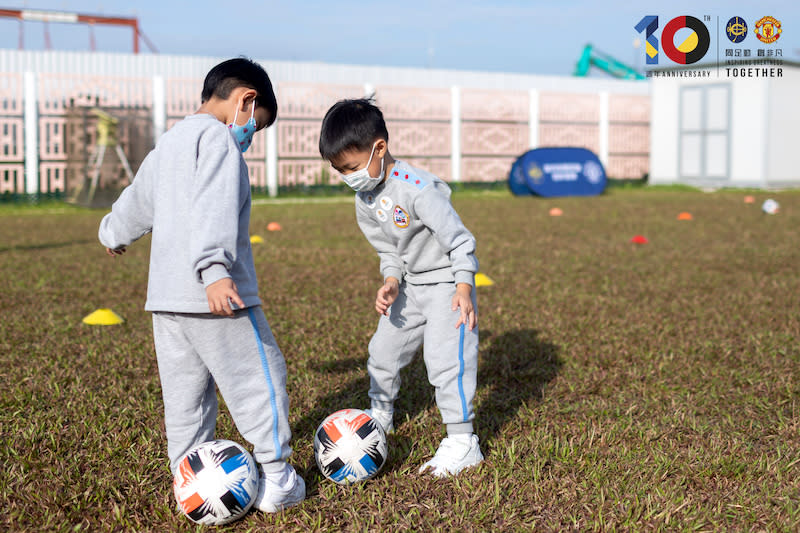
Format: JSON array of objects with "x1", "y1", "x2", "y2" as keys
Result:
[{"x1": 0, "y1": 1, "x2": 797, "y2": 76}]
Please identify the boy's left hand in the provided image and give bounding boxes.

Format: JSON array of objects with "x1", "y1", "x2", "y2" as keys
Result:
[
  {"x1": 206, "y1": 277, "x2": 245, "y2": 316},
  {"x1": 452, "y1": 283, "x2": 476, "y2": 330}
]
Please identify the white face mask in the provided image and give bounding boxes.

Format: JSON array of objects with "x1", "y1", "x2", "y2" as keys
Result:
[{"x1": 341, "y1": 142, "x2": 384, "y2": 192}]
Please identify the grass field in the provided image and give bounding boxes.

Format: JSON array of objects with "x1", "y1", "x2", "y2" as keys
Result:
[{"x1": 1, "y1": 188, "x2": 799, "y2": 532}]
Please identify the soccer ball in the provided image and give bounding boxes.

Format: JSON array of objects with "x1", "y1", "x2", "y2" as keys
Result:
[
  {"x1": 314, "y1": 409, "x2": 388, "y2": 484},
  {"x1": 762, "y1": 198, "x2": 779, "y2": 214},
  {"x1": 173, "y1": 439, "x2": 259, "y2": 525}
]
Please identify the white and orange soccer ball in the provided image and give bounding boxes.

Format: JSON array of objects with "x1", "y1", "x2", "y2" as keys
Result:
[
  {"x1": 173, "y1": 439, "x2": 259, "y2": 525},
  {"x1": 762, "y1": 199, "x2": 779, "y2": 215},
  {"x1": 314, "y1": 409, "x2": 388, "y2": 484}
]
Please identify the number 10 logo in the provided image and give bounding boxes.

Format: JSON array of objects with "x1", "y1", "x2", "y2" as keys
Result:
[{"x1": 635, "y1": 15, "x2": 711, "y2": 65}]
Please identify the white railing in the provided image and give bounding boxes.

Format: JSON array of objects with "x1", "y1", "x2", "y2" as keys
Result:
[{"x1": 0, "y1": 49, "x2": 650, "y2": 198}]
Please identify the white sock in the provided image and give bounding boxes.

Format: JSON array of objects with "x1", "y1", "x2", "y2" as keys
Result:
[
  {"x1": 448, "y1": 433, "x2": 474, "y2": 445},
  {"x1": 262, "y1": 463, "x2": 292, "y2": 486}
]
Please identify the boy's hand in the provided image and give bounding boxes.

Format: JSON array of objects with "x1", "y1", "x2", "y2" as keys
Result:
[
  {"x1": 452, "y1": 283, "x2": 477, "y2": 330},
  {"x1": 206, "y1": 278, "x2": 245, "y2": 316},
  {"x1": 106, "y1": 246, "x2": 126, "y2": 257},
  {"x1": 375, "y1": 277, "x2": 400, "y2": 316}
]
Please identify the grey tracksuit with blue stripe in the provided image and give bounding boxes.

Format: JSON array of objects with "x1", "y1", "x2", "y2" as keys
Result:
[
  {"x1": 356, "y1": 160, "x2": 480, "y2": 436},
  {"x1": 98, "y1": 114, "x2": 292, "y2": 474}
]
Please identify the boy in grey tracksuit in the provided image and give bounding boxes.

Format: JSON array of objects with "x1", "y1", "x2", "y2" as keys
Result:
[
  {"x1": 319, "y1": 98, "x2": 484, "y2": 477},
  {"x1": 98, "y1": 58, "x2": 304, "y2": 514}
]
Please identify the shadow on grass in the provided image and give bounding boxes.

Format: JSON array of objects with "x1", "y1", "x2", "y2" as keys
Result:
[
  {"x1": 295, "y1": 328, "x2": 561, "y2": 491},
  {"x1": 475, "y1": 329, "x2": 562, "y2": 448},
  {"x1": 293, "y1": 358, "x2": 372, "y2": 495},
  {"x1": 0, "y1": 238, "x2": 97, "y2": 253}
]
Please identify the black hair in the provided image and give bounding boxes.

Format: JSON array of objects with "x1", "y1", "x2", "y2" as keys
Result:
[
  {"x1": 319, "y1": 98, "x2": 389, "y2": 160},
  {"x1": 201, "y1": 57, "x2": 278, "y2": 127}
]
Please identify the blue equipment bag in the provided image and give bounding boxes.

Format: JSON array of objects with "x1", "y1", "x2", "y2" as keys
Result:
[{"x1": 508, "y1": 147, "x2": 607, "y2": 197}]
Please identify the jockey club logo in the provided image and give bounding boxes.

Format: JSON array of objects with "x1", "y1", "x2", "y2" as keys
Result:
[
  {"x1": 754, "y1": 16, "x2": 781, "y2": 44},
  {"x1": 527, "y1": 163, "x2": 543, "y2": 184},
  {"x1": 725, "y1": 16, "x2": 748, "y2": 43}
]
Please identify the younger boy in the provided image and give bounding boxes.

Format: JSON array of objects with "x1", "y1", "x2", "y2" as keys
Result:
[
  {"x1": 98, "y1": 58, "x2": 305, "y2": 512},
  {"x1": 319, "y1": 99, "x2": 483, "y2": 477}
]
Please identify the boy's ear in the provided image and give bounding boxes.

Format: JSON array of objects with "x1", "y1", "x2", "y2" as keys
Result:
[
  {"x1": 241, "y1": 89, "x2": 258, "y2": 111},
  {"x1": 232, "y1": 87, "x2": 258, "y2": 111},
  {"x1": 375, "y1": 138, "x2": 388, "y2": 158}
]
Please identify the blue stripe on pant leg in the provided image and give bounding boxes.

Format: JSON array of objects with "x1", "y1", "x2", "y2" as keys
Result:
[
  {"x1": 457, "y1": 323, "x2": 468, "y2": 422},
  {"x1": 247, "y1": 308, "x2": 282, "y2": 461}
]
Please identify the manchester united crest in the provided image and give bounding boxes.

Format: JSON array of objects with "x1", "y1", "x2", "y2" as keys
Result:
[{"x1": 754, "y1": 16, "x2": 781, "y2": 44}]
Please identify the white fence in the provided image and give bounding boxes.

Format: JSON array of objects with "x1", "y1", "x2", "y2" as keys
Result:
[{"x1": 0, "y1": 49, "x2": 651, "y2": 197}]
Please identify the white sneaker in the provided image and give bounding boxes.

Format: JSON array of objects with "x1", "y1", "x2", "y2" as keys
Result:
[
  {"x1": 419, "y1": 434, "x2": 483, "y2": 477},
  {"x1": 254, "y1": 464, "x2": 305, "y2": 513},
  {"x1": 365, "y1": 407, "x2": 394, "y2": 434}
]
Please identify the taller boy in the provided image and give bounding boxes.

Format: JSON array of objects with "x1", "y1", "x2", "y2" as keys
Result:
[
  {"x1": 319, "y1": 99, "x2": 484, "y2": 477},
  {"x1": 98, "y1": 58, "x2": 305, "y2": 513}
]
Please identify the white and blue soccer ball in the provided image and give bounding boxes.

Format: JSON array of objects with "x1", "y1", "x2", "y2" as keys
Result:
[
  {"x1": 314, "y1": 409, "x2": 388, "y2": 484},
  {"x1": 173, "y1": 439, "x2": 258, "y2": 525},
  {"x1": 762, "y1": 198, "x2": 779, "y2": 215}
]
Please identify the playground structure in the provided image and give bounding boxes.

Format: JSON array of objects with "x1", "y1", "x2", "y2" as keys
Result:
[
  {"x1": 0, "y1": 7, "x2": 157, "y2": 53},
  {"x1": 68, "y1": 107, "x2": 134, "y2": 206},
  {"x1": 61, "y1": 101, "x2": 152, "y2": 207}
]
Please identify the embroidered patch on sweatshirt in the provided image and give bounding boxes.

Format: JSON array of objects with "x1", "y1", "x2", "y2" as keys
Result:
[{"x1": 393, "y1": 206, "x2": 410, "y2": 228}]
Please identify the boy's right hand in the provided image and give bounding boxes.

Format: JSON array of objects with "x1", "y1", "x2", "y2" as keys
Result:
[
  {"x1": 206, "y1": 278, "x2": 245, "y2": 316},
  {"x1": 375, "y1": 277, "x2": 400, "y2": 316},
  {"x1": 106, "y1": 246, "x2": 126, "y2": 257}
]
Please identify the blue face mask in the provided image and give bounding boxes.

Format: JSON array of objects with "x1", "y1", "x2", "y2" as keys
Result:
[{"x1": 228, "y1": 99, "x2": 257, "y2": 153}]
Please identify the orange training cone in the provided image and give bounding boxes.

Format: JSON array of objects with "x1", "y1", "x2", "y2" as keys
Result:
[
  {"x1": 549, "y1": 207, "x2": 563, "y2": 217},
  {"x1": 267, "y1": 222, "x2": 282, "y2": 231},
  {"x1": 630, "y1": 235, "x2": 648, "y2": 244},
  {"x1": 677, "y1": 212, "x2": 693, "y2": 221}
]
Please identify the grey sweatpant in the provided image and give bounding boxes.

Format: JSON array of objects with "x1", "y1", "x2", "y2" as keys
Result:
[
  {"x1": 367, "y1": 281, "x2": 479, "y2": 435},
  {"x1": 152, "y1": 307, "x2": 292, "y2": 474}
]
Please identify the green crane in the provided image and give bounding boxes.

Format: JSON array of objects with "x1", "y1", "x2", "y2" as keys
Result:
[{"x1": 574, "y1": 44, "x2": 645, "y2": 80}]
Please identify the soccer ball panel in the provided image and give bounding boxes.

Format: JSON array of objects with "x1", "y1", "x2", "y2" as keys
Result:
[
  {"x1": 173, "y1": 439, "x2": 258, "y2": 525},
  {"x1": 314, "y1": 409, "x2": 388, "y2": 484}
]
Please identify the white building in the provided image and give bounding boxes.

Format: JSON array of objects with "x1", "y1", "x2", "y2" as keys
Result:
[{"x1": 649, "y1": 61, "x2": 800, "y2": 189}]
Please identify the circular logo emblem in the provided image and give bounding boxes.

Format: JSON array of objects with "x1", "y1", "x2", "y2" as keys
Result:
[
  {"x1": 583, "y1": 161, "x2": 603, "y2": 184},
  {"x1": 393, "y1": 206, "x2": 409, "y2": 228},
  {"x1": 376, "y1": 209, "x2": 388, "y2": 222},
  {"x1": 527, "y1": 163, "x2": 543, "y2": 184},
  {"x1": 725, "y1": 16, "x2": 748, "y2": 43},
  {"x1": 661, "y1": 16, "x2": 710, "y2": 64},
  {"x1": 755, "y1": 16, "x2": 781, "y2": 44},
  {"x1": 362, "y1": 192, "x2": 376, "y2": 209},
  {"x1": 379, "y1": 196, "x2": 394, "y2": 211}
]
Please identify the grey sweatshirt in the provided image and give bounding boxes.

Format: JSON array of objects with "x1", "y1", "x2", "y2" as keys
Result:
[
  {"x1": 355, "y1": 159, "x2": 478, "y2": 287},
  {"x1": 98, "y1": 113, "x2": 261, "y2": 313}
]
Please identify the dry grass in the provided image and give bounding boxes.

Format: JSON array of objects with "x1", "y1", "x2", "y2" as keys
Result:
[{"x1": 1, "y1": 188, "x2": 798, "y2": 531}]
